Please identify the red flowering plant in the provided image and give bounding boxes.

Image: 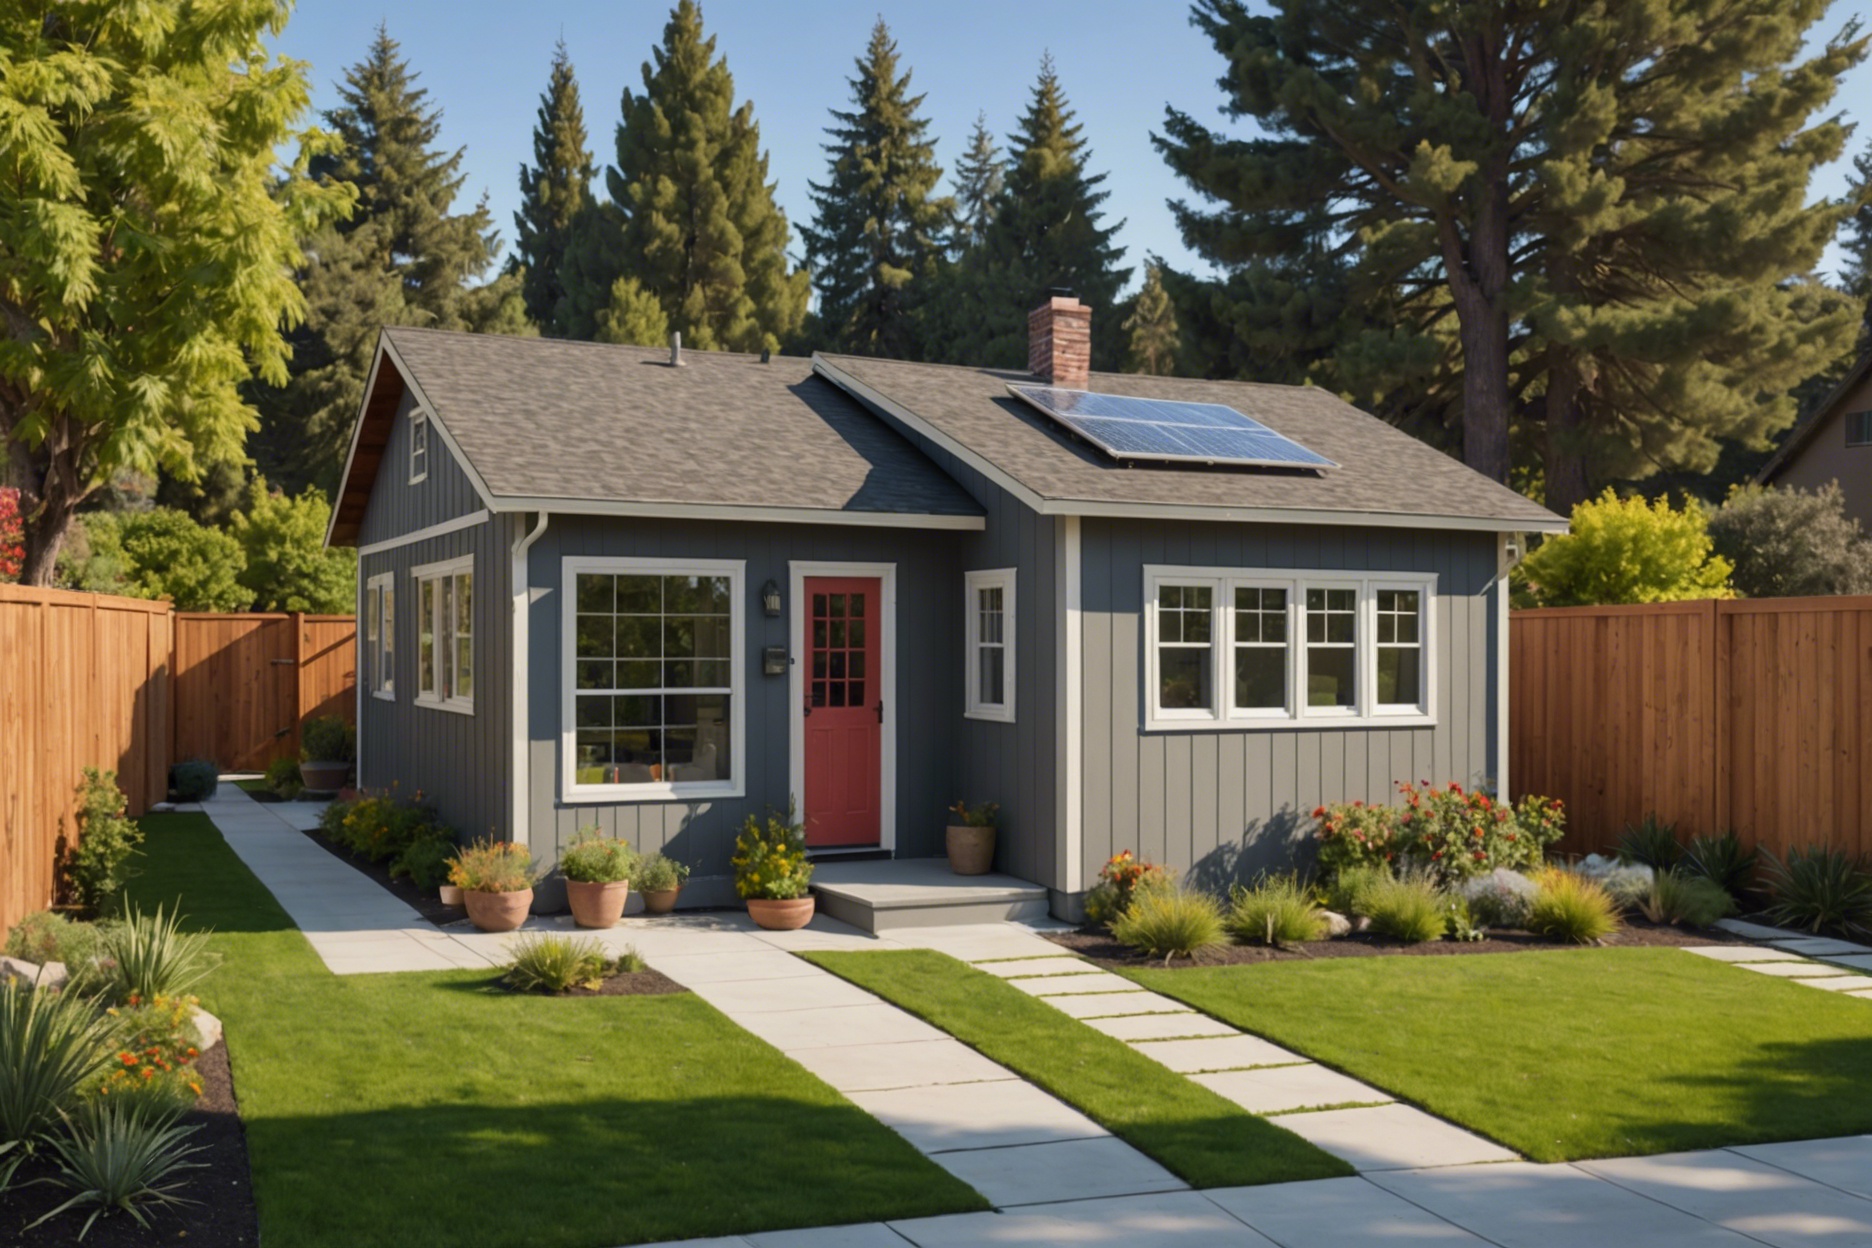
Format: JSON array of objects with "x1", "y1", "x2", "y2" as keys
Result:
[
  {"x1": 97, "y1": 993, "x2": 206, "y2": 1107},
  {"x1": 0, "y1": 488, "x2": 21, "y2": 582},
  {"x1": 1510, "y1": 794, "x2": 1567, "y2": 865},
  {"x1": 1313, "y1": 801, "x2": 1404, "y2": 880},
  {"x1": 1397, "y1": 781, "x2": 1529, "y2": 882},
  {"x1": 1083, "y1": 850, "x2": 1171, "y2": 927}
]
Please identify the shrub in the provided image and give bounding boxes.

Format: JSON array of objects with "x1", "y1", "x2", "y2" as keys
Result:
[
  {"x1": 1459, "y1": 868, "x2": 1540, "y2": 929},
  {"x1": 1324, "y1": 863, "x2": 1389, "y2": 918},
  {"x1": 1360, "y1": 873, "x2": 1445, "y2": 943},
  {"x1": 448, "y1": 840, "x2": 536, "y2": 894},
  {"x1": 633, "y1": 853, "x2": 689, "y2": 893},
  {"x1": 67, "y1": 769, "x2": 143, "y2": 914},
  {"x1": 1641, "y1": 871, "x2": 1736, "y2": 928},
  {"x1": 1083, "y1": 851, "x2": 1171, "y2": 926},
  {"x1": 1514, "y1": 488, "x2": 1734, "y2": 607},
  {"x1": 1397, "y1": 781, "x2": 1525, "y2": 881},
  {"x1": 96, "y1": 907, "x2": 217, "y2": 1005},
  {"x1": 1615, "y1": 814, "x2": 1683, "y2": 871},
  {"x1": 29, "y1": 1097, "x2": 206, "y2": 1238},
  {"x1": 503, "y1": 934, "x2": 609, "y2": 993},
  {"x1": 1312, "y1": 802, "x2": 1404, "y2": 878},
  {"x1": 0, "y1": 983, "x2": 119, "y2": 1151},
  {"x1": 97, "y1": 994, "x2": 205, "y2": 1105},
  {"x1": 1529, "y1": 869, "x2": 1621, "y2": 944},
  {"x1": 1227, "y1": 874, "x2": 1327, "y2": 945},
  {"x1": 1443, "y1": 895, "x2": 1483, "y2": 941},
  {"x1": 301, "y1": 715, "x2": 355, "y2": 764},
  {"x1": 389, "y1": 832, "x2": 456, "y2": 891},
  {"x1": 615, "y1": 946, "x2": 647, "y2": 974},
  {"x1": 1570, "y1": 854, "x2": 1654, "y2": 908},
  {"x1": 559, "y1": 831, "x2": 638, "y2": 884},
  {"x1": 1509, "y1": 795, "x2": 1568, "y2": 867},
  {"x1": 336, "y1": 795, "x2": 442, "y2": 864},
  {"x1": 948, "y1": 800, "x2": 999, "y2": 827},
  {"x1": 1683, "y1": 830, "x2": 1759, "y2": 899},
  {"x1": 732, "y1": 806, "x2": 814, "y2": 901},
  {"x1": 1762, "y1": 846, "x2": 1872, "y2": 935},
  {"x1": 230, "y1": 480, "x2": 358, "y2": 613},
  {"x1": 1707, "y1": 482, "x2": 1872, "y2": 599},
  {"x1": 317, "y1": 797, "x2": 353, "y2": 837},
  {"x1": 168, "y1": 759, "x2": 218, "y2": 802},
  {"x1": 1111, "y1": 885, "x2": 1227, "y2": 962},
  {"x1": 5, "y1": 911, "x2": 102, "y2": 969},
  {"x1": 65, "y1": 507, "x2": 255, "y2": 612},
  {"x1": 263, "y1": 757, "x2": 303, "y2": 800}
]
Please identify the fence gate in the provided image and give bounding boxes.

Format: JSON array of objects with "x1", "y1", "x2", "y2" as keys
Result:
[{"x1": 172, "y1": 613, "x2": 356, "y2": 773}]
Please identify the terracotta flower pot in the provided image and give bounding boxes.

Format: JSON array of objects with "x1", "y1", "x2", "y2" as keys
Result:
[
  {"x1": 464, "y1": 888, "x2": 533, "y2": 932},
  {"x1": 566, "y1": 879, "x2": 630, "y2": 929},
  {"x1": 438, "y1": 884, "x2": 464, "y2": 907},
  {"x1": 946, "y1": 825, "x2": 996, "y2": 875},
  {"x1": 641, "y1": 887, "x2": 681, "y2": 915},
  {"x1": 298, "y1": 760, "x2": 349, "y2": 792},
  {"x1": 747, "y1": 897, "x2": 815, "y2": 931}
]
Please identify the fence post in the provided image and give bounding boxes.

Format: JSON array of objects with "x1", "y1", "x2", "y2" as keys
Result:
[
  {"x1": 1711, "y1": 599, "x2": 1728, "y2": 836},
  {"x1": 291, "y1": 611, "x2": 307, "y2": 764}
]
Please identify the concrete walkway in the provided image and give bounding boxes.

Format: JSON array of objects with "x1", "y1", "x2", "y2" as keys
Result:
[{"x1": 1690, "y1": 921, "x2": 1872, "y2": 999}]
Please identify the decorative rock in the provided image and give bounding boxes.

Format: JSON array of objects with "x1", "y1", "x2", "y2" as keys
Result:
[
  {"x1": 1320, "y1": 909, "x2": 1352, "y2": 938},
  {"x1": 189, "y1": 1006, "x2": 224, "y2": 1053},
  {"x1": 0, "y1": 955, "x2": 66, "y2": 991}
]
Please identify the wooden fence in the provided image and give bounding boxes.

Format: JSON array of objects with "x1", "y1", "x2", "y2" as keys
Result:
[
  {"x1": 1511, "y1": 597, "x2": 1872, "y2": 861},
  {"x1": 0, "y1": 589, "x2": 355, "y2": 931}
]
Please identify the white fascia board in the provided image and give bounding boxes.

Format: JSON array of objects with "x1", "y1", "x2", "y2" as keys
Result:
[
  {"x1": 489, "y1": 496, "x2": 984, "y2": 530},
  {"x1": 356, "y1": 510, "x2": 491, "y2": 558}
]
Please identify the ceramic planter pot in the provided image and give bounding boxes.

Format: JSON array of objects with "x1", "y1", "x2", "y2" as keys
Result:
[
  {"x1": 641, "y1": 887, "x2": 681, "y2": 915},
  {"x1": 746, "y1": 897, "x2": 815, "y2": 931},
  {"x1": 464, "y1": 887, "x2": 533, "y2": 932},
  {"x1": 566, "y1": 879, "x2": 630, "y2": 929},
  {"x1": 946, "y1": 825, "x2": 996, "y2": 875},
  {"x1": 438, "y1": 884, "x2": 465, "y2": 907},
  {"x1": 298, "y1": 760, "x2": 349, "y2": 792}
]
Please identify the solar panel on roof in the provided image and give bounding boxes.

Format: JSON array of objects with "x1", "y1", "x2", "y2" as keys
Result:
[{"x1": 1007, "y1": 384, "x2": 1338, "y2": 470}]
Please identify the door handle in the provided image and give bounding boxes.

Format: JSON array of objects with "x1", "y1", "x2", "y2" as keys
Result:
[{"x1": 803, "y1": 703, "x2": 812, "y2": 718}]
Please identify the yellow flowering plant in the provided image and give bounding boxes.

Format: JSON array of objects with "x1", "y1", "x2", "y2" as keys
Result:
[{"x1": 732, "y1": 805, "x2": 814, "y2": 900}]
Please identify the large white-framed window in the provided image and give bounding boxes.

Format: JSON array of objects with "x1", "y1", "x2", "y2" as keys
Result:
[
  {"x1": 413, "y1": 555, "x2": 473, "y2": 714},
  {"x1": 1144, "y1": 566, "x2": 1437, "y2": 730},
  {"x1": 562, "y1": 556, "x2": 745, "y2": 803},
  {"x1": 409, "y1": 408, "x2": 429, "y2": 483},
  {"x1": 366, "y1": 571, "x2": 395, "y2": 699},
  {"x1": 964, "y1": 568, "x2": 1015, "y2": 722}
]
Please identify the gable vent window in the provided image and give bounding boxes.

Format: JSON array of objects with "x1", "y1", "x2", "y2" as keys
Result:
[
  {"x1": 409, "y1": 409, "x2": 429, "y2": 483},
  {"x1": 413, "y1": 555, "x2": 472, "y2": 713},
  {"x1": 1848, "y1": 411, "x2": 1872, "y2": 447},
  {"x1": 1146, "y1": 566, "x2": 1437, "y2": 730},
  {"x1": 965, "y1": 569, "x2": 1015, "y2": 722}
]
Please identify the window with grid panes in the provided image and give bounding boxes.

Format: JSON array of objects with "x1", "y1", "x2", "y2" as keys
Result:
[
  {"x1": 1305, "y1": 586, "x2": 1357, "y2": 708},
  {"x1": 1233, "y1": 586, "x2": 1288, "y2": 712},
  {"x1": 1156, "y1": 583, "x2": 1214, "y2": 711}
]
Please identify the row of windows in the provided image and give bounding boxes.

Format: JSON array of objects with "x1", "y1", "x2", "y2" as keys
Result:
[{"x1": 364, "y1": 557, "x2": 474, "y2": 715}]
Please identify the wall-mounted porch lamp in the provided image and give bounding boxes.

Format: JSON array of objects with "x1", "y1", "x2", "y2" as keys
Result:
[{"x1": 761, "y1": 578, "x2": 783, "y2": 617}]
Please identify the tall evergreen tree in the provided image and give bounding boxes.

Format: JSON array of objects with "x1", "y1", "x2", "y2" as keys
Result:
[
  {"x1": 1843, "y1": 137, "x2": 1872, "y2": 344},
  {"x1": 949, "y1": 113, "x2": 1005, "y2": 254},
  {"x1": 927, "y1": 58, "x2": 1130, "y2": 369},
  {"x1": 1159, "y1": 0, "x2": 1864, "y2": 510},
  {"x1": 253, "y1": 27, "x2": 528, "y2": 498},
  {"x1": 515, "y1": 41, "x2": 597, "y2": 337},
  {"x1": 802, "y1": 20, "x2": 952, "y2": 358},
  {"x1": 569, "y1": 1, "x2": 808, "y2": 353},
  {"x1": 1123, "y1": 263, "x2": 1181, "y2": 375}
]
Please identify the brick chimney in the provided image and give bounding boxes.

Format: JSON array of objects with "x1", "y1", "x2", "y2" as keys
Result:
[{"x1": 1028, "y1": 292, "x2": 1091, "y2": 389}]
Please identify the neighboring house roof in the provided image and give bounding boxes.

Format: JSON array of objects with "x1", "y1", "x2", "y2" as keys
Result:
[
  {"x1": 1756, "y1": 350, "x2": 1872, "y2": 485},
  {"x1": 327, "y1": 328, "x2": 986, "y2": 545},
  {"x1": 816, "y1": 355, "x2": 1565, "y2": 532}
]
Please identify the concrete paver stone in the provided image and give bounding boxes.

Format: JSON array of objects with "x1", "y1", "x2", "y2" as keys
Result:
[
  {"x1": 845, "y1": 1079, "x2": 1106, "y2": 1153},
  {"x1": 1271, "y1": 1105, "x2": 1518, "y2": 1172},
  {"x1": 787, "y1": 1038, "x2": 1013, "y2": 1094},
  {"x1": 1795, "y1": 974, "x2": 1872, "y2": 992},
  {"x1": 1192, "y1": 1064, "x2": 1391, "y2": 1115},
  {"x1": 1577, "y1": 1152, "x2": 1872, "y2": 1248},
  {"x1": 927, "y1": 1136, "x2": 1186, "y2": 1209},
  {"x1": 1047, "y1": 991, "x2": 1199, "y2": 1019},
  {"x1": 1011, "y1": 970, "x2": 1146, "y2": 997},
  {"x1": 1205, "y1": 1175, "x2": 1491, "y2": 1247},
  {"x1": 1730, "y1": 1136, "x2": 1872, "y2": 1200},
  {"x1": 1132, "y1": 1034, "x2": 1308, "y2": 1073},
  {"x1": 1764, "y1": 937, "x2": 1871, "y2": 957},
  {"x1": 1680, "y1": 945, "x2": 1804, "y2": 963},
  {"x1": 1082, "y1": 1012, "x2": 1237, "y2": 1042},
  {"x1": 1736, "y1": 960, "x2": 1848, "y2": 979},
  {"x1": 982, "y1": 958, "x2": 1102, "y2": 978},
  {"x1": 891, "y1": 1190, "x2": 1277, "y2": 1248}
]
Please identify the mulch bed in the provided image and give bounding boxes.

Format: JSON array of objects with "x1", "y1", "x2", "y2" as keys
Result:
[
  {"x1": 5, "y1": 1041, "x2": 258, "y2": 1248},
  {"x1": 1048, "y1": 916, "x2": 1753, "y2": 970},
  {"x1": 563, "y1": 967, "x2": 689, "y2": 997},
  {"x1": 290, "y1": 820, "x2": 462, "y2": 927}
]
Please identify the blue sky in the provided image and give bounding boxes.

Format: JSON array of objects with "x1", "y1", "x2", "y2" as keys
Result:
[{"x1": 268, "y1": 1, "x2": 1872, "y2": 293}]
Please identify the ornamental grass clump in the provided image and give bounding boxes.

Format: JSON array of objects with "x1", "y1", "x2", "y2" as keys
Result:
[
  {"x1": 502, "y1": 934, "x2": 611, "y2": 994},
  {"x1": 1528, "y1": 869, "x2": 1621, "y2": 944},
  {"x1": 1325, "y1": 863, "x2": 1388, "y2": 918},
  {"x1": 1111, "y1": 884, "x2": 1227, "y2": 963},
  {"x1": 732, "y1": 806, "x2": 813, "y2": 900},
  {"x1": 448, "y1": 840, "x2": 536, "y2": 893},
  {"x1": 1227, "y1": 874, "x2": 1326, "y2": 945},
  {"x1": 1762, "y1": 846, "x2": 1872, "y2": 935},
  {"x1": 1358, "y1": 872, "x2": 1445, "y2": 943},
  {"x1": 1641, "y1": 871, "x2": 1736, "y2": 928}
]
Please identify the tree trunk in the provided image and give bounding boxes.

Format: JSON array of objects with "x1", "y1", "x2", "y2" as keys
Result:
[
  {"x1": 1544, "y1": 348, "x2": 1591, "y2": 517},
  {"x1": 19, "y1": 498, "x2": 72, "y2": 587}
]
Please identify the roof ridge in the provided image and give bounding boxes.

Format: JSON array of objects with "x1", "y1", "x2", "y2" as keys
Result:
[{"x1": 384, "y1": 324, "x2": 812, "y2": 366}]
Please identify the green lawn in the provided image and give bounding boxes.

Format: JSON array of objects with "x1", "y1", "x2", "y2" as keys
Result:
[
  {"x1": 806, "y1": 949, "x2": 1352, "y2": 1188},
  {"x1": 128, "y1": 815, "x2": 985, "y2": 1248},
  {"x1": 232, "y1": 778, "x2": 270, "y2": 795},
  {"x1": 1131, "y1": 949, "x2": 1872, "y2": 1163}
]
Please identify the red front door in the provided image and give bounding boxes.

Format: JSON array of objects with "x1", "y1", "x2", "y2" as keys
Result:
[{"x1": 803, "y1": 577, "x2": 882, "y2": 848}]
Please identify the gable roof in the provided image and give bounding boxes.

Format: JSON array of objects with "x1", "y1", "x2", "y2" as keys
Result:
[
  {"x1": 327, "y1": 328, "x2": 985, "y2": 545},
  {"x1": 1757, "y1": 351, "x2": 1872, "y2": 485},
  {"x1": 816, "y1": 355, "x2": 1565, "y2": 532}
]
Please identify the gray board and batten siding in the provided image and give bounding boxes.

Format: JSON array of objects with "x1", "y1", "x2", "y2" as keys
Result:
[{"x1": 354, "y1": 389, "x2": 516, "y2": 849}]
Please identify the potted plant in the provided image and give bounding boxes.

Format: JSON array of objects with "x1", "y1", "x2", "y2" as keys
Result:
[
  {"x1": 946, "y1": 800, "x2": 1000, "y2": 875},
  {"x1": 450, "y1": 839, "x2": 538, "y2": 932},
  {"x1": 299, "y1": 716, "x2": 355, "y2": 793},
  {"x1": 560, "y1": 830, "x2": 636, "y2": 929},
  {"x1": 732, "y1": 805, "x2": 815, "y2": 930},
  {"x1": 635, "y1": 853, "x2": 690, "y2": 914}
]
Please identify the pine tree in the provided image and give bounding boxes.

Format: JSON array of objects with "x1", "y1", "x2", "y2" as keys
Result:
[
  {"x1": 802, "y1": 20, "x2": 952, "y2": 358},
  {"x1": 928, "y1": 57, "x2": 1130, "y2": 369},
  {"x1": 595, "y1": 277, "x2": 672, "y2": 347},
  {"x1": 577, "y1": 1, "x2": 808, "y2": 353},
  {"x1": 1843, "y1": 137, "x2": 1872, "y2": 344},
  {"x1": 949, "y1": 113, "x2": 1005, "y2": 254},
  {"x1": 515, "y1": 41, "x2": 597, "y2": 336},
  {"x1": 1123, "y1": 263, "x2": 1180, "y2": 375},
  {"x1": 254, "y1": 26, "x2": 525, "y2": 498}
]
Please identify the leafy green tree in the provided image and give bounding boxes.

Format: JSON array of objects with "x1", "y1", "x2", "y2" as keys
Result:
[
  {"x1": 1160, "y1": 0, "x2": 1864, "y2": 507},
  {"x1": 802, "y1": 20, "x2": 952, "y2": 358},
  {"x1": 0, "y1": 1, "x2": 349, "y2": 585},
  {"x1": 66, "y1": 509, "x2": 255, "y2": 613},
  {"x1": 572, "y1": 1, "x2": 809, "y2": 353},
  {"x1": 948, "y1": 113, "x2": 1005, "y2": 255},
  {"x1": 1707, "y1": 484, "x2": 1872, "y2": 599},
  {"x1": 1515, "y1": 490, "x2": 1734, "y2": 607},
  {"x1": 1123, "y1": 264, "x2": 1181, "y2": 375},
  {"x1": 515, "y1": 41, "x2": 597, "y2": 337},
  {"x1": 231, "y1": 482, "x2": 358, "y2": 613},
  {"x1": 595, "y1": 277, "x2": 672, "y2": 347}
]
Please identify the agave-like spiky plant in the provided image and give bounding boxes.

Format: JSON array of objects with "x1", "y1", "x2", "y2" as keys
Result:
[
  {"x1": 95, "y1": 905, "x2": 217, "y2": 1004},
  {"x1": 29, "y1": 1097, "x2": 205, "y2": 1239},
  {"x1": 0, "y1": 983, "x2": 118, "y2": 1150}
]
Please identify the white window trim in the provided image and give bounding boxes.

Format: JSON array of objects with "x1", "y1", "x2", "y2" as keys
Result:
[
  {"x1": 412, "y1": 554, "x2": 474, "y2": 715},
  {"x1": 1143, "y1": 565, "x2": 1437, "y2": 732},
  {"x1": 409, "y1": 408, "x2": 430, "y2": 484},
  {"x1": 367, "y1": 571, "x2": 395, "y2": 701},
  {"x1": 560, "y1": 555, "x2": 746, "y2": 804},
  {"x1": 964, "y1": 568, "x2": 1016, "y2": 723}
]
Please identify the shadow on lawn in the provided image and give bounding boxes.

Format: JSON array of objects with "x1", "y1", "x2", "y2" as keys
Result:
[
  {"x1": 1652, "y1": 1032, "x2": 1872, "y2": 1151},
  {"x1": 242, "y1": 1092, "x2": 985, "y2": 1248}
]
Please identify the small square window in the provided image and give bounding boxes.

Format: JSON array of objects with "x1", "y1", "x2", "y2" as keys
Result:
[
  {"x1": 409, "y1": 410, "x2": 429, "y2": 483},
  {"x1": 1848, "y1": 411, "x2": 1872, "y2": 447}
]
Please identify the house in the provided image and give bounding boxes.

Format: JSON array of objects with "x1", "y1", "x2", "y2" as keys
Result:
[
  {"x1": 1756, "y1": 352, "x2": 1872, "y2": 527},
  {"x1": 326, "y1": 298, "x2": 1565, "y2": 919}
]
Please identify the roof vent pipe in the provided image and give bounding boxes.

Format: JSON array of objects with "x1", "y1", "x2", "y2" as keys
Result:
[{"x1": 670, "y1": 331, "x2": 683, "y2": 367}]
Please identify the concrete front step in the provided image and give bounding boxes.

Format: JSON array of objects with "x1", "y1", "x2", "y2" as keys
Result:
[{"x1": 810, "y1": 858, "x2": 1050, "y2": 933}]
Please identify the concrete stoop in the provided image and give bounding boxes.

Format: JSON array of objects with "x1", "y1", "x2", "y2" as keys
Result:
[{"x1": 809, "y1": 858, "x2": 1050, "y2": 932}]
